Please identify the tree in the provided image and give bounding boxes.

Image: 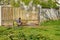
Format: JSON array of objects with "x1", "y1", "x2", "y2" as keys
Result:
[
  {"x1": 32, "y1": 0, "x2": 40, "y2": 6},
  {"x1": 39, "y1": 0, "x2": 57, "y2": 8},
  {"x1": 0, "y1": 0, "x2": 4, "y2": 4},
  {"x1": 21, "y1": 0, "x2": 31, "y2": 5},
  {"x1": 0, "y1": 0, "x2": 58, "y2": 8},
  {"x1": 48, "y1": 0, "x2": 57, "y2": 8},
  {"x1": 10, "y1": 0, "x2": 20, "y2": 7}
]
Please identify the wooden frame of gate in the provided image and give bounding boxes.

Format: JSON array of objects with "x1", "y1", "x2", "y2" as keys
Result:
[{"x1": 1, "y1": 6, "x2": 39, "y2": 26}]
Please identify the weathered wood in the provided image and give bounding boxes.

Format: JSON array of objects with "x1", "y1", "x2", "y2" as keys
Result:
[{"x1": 1, "y1": 6, "x2": 39, "y2": 26}]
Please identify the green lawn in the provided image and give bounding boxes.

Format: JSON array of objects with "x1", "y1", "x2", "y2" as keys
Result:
[{"x1": 0, "y1": 20, "x2": 60, "y2": 40}]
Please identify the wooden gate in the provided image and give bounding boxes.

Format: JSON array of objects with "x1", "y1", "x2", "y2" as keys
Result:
[{"x1": 1, "y1": 6, "x2": 39, "y2": 26}]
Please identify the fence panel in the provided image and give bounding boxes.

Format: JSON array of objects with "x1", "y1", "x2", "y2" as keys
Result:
[
  {"x1": 1, "y1": 7, "x2": 39, "y2": 26},
  {"x1": 1, "y1": 7, "x2": 13, "y2": 26},
  {"x1": 13, "y1": 7, "x2": 39, "y2": 25}
]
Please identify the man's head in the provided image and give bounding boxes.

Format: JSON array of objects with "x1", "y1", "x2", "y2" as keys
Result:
[{"x1": 19, "y1": 18, "x2": 21, "y2": 20}]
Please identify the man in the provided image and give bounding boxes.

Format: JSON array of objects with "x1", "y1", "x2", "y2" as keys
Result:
[{"x1": 17, "y1": 18, "x2": 22, "y2": 26}]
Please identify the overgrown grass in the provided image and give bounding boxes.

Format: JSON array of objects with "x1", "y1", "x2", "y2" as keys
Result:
[
  {"x1": 40, "y1": 20, "x2": 60, "y2": 26},
  {"x1": 0, "y1": 20, "x2": 60, "y2": 40}
]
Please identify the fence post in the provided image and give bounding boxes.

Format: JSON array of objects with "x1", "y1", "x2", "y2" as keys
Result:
[
  {"x1": 58, "y1": 7, "x2": 60, "y2": 19},
  {"x1": 0, "y1": 6, "x2": 1, "y2": 26},
  {"x1": 37, "y1": 5, "x2": 42, "y2": 25}
]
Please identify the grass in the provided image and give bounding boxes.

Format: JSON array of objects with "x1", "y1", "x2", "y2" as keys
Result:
[{"x1": 0, "y1": 20, "x2": 60, "y2": 40}]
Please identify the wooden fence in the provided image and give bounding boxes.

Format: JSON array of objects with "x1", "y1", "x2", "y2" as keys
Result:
[{"x1": 1, "y1": 6, "x2": 39, "y2": 26}]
